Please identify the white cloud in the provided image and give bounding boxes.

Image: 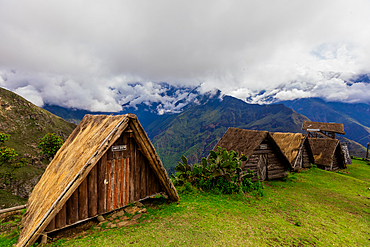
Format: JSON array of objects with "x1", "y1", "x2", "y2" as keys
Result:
[
  {"x1": 14, "y1": 85, "x2": 44, "y2": 106},
  {"x1": 0, "y1": 0, "x2": 370, "y2": 111}
]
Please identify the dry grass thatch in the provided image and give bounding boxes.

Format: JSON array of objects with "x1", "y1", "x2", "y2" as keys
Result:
[
  {"x1": 308, "y1": 138, "x2": 340, "y2": 167},
  {"x1": 213, "y1": 128, "x2": 269, "y2": 158},
  {"x1": 302, "y1": 121, "x2": 345, "y2": 135},
  {"x1": 17, "y1": 114, "x2": 178, "y2": 247},
  {"x1": 270, "y1": 132, "x2": 305, "y2": 164}
]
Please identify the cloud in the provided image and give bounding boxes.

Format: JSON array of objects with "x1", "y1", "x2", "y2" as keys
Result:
[{"x1": 0, "y1": 0, "x2": 370, "y2": 111}]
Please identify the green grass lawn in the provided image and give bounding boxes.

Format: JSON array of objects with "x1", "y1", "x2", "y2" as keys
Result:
[{"x1": 2, "y1": 159, "x2": 370, "y2": 246}]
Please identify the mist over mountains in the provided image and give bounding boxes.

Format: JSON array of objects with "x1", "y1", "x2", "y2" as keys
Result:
[{"x1": 42, "y1": 87, "x2": 368, "y2": 170}]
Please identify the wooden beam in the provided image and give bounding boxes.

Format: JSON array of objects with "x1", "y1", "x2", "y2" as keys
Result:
[{"x1": 0, "y1": 204, "x2": 26, "y2": 214}]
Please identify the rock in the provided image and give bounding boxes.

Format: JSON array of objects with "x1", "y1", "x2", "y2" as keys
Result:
[
  {"x1": 40, "y1": 234, "x2": 47, "y2": 244},
  {"x1": 111, "y1": 213, "x2": 118, "y2": 218},
  {"x1": 97, "y1": 215, "x2": 105, "y2": 222},
  {"x1": 121, "y1": 216, "x2": 129, "y2": 220},
  {"x1": 116, "y1": 211, "x2": 125, "y2": 217},
  {"x1": 138, "y1": 208, "x2": 147, "y2": 214},
  {"x1": 106, "y1": 222, "x2": 112, "y2": 228},
  {"x1": 132, "y1": 214, "x2": 142, "y2": 220},
  {"x1": 117, "y1": 221, "x2": 129, "y2": 227},
  {"x1": 125, "y1": 206, "x2": 140, "y2": 215},
  {"x1": 110, "y1": 223, "x2": 117, "y2": 228},
  {"x1": 135, "y1": 201, "x2": 144, "y2": 207}
]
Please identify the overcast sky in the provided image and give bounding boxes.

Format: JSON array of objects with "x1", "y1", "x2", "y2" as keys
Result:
[{"x1": 0, "y1": 0, "x2": 370, "y2": 112}]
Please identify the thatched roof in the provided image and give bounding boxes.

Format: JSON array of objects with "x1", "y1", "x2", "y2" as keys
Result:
[
  {"x1": 302, "y1": 121, "x2": 345, "y2": 135},
  {"x1": 270, "y1": 132, "x2": 305, "y2": 164},
  {"x1": 213, "y1": 128, "x2": 269, "y2": 158},
  {"x1": 213, "y1": 128, "x2": 290, "y2": 166},
  {"x1": 17, "y1": 114, "x2": 178, "y2": 247},
  {"x1": 308, "y1": 138, "x2": 341, "y2": 167}
]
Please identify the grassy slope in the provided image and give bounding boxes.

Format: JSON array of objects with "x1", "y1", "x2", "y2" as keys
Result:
[
  {"x1": 23, "y1": 159, "x2": 369, "y2": 247},
  {"x1": 0, "y1": 87, "x2": 77, "y2": 206}
]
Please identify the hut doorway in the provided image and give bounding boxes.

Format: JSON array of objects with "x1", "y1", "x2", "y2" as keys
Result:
[
  {"x1": 257, "y1": 154, "x2": 268, "y2": 180},
  {"x1": 105, "y1": 158, "x2": 130, "y2": 212}
]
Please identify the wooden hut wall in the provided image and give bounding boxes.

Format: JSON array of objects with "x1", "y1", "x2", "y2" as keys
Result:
[
  {"x1": 331, "y1": 146, "x2": 344, "y2": 170},
  {"x1": 243, "y1": 138, "x2": 287, "y2": 181},
  {"x1": 45, "y1": 131, "x2": 163, "y2": 233}
]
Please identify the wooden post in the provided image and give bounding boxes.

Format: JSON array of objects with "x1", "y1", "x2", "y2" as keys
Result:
[
  {"x1": 366, "y1": 143, "x2": 369, "y2": 159},
  {"x1": 98, "y1": 154, "x2": 107, "y2": 214},
  {"x1": 88, "y1": 164, "x2": 98, "y2": 217}
]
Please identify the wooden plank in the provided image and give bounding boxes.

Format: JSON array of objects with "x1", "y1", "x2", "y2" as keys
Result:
[
  {"x1": 269, "y1": 172, "x2": 287, "y2": 180},
  {"x1": 140, "y1": 153, "x2": 146, "y2": 198},
  {"x1": 145, "y1": 159, "x2": 150, "y2": 197},
  {"x1": 66, "y1": 189, "x2": 78, "y2": 225},
  {"x1": 120, "y1": 159, "x2": 124, "y2": 207},
  {"x1": 97, "y1": 154, "x2": 107, "y2": 214},
  {"x1": 55, "y1": 203, "x2": 66, "y2": 229},
  {"x1": 129, "y1": 138, "x2": 135, "y2": 203},
  {"x1": 45, "y1": 217, "x2": 55, "y2": 232},
  {"x1": 125, "y1": 158, "x2": 130, "y2": 205},
  {"x1": 114, "y1": 159, "x2": 119, "y2": 209},
  {"x1": 135, "y1": 150, "x2": 141, "y2": 201},
  {"x1": 78, "y1": 178, "x2": 88, "y2": 220},
  {"x1": 253, "y1": 149, "x2": 274, "y2": 154},
  {"x1": 106, "y1": 160, "x2": 112, "y2": 211},
  {"x1": 88, "y1": 164, "x2": 98, "y2": 218}
]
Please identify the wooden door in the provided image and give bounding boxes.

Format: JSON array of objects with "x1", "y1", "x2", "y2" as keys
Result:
[
  {"x1": 106, "y1": 158, "x2": 130, "y2": 212},
  {"x1": 257, "y1": 154, "x2": 267, "y2": 180}
]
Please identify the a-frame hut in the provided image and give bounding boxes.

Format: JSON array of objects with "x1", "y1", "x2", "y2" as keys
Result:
[
  {"x1": 17, "y1": 114, "x2": 179, "y2": 247},
  {"x1": 213, "y1": 128, "x2": 290, "y2": 181},
  {"x1": 308, "y1": 138, "x2": 346, "y2": 170},
  {"x1": 271, "y1": 132, "x2": 314, "y2": 171}
]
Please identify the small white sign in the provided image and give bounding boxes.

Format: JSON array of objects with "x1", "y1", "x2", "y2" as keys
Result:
[
  {"x1": 112, "y1": 145, "x2": 127, "y2": 152},
  {"x1": 260, "y1": 144, "x2": 267, "y2": 150}
]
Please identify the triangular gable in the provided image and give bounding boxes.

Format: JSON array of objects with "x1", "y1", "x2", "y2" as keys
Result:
[
  {"x1": 308, "y1": 138, "x2": 343, "y2": 167},
  {"x1": 17, "y1": 114, "x2": 178, "y2": 247},
  {"x1": 270, "y1": 132, "x2": 305, "y2": 165}
]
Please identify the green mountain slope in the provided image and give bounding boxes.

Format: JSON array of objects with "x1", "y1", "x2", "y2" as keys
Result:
[
  {"x1": 0, "y1": 87, "x2": 76, "y2": 204},
  {"x1": 147, "y1": 95, "x2": 309, "y2": 170}
]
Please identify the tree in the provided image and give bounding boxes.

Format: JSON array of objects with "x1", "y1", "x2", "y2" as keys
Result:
[
  {"x1": 0, "y1": 133, "x2": 18, "y2": 166},
  {"x1": 37, "y1": 133, "x2": 64, "y2": 158}
]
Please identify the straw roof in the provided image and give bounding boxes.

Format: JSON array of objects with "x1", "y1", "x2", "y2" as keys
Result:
[
  {"x1": 17, "y1": 114, "x2": 178, "y2": 247},
  {"x1": 308, "y1": 138, "x2": 341, "y2": 167},
  {"x1": 213, "y1": 128, "x2": 290, "y2": 167},
  {"x1": 213, "y1": 128, "x2": 269, "y2": 158},
  {"x1": 270, "y1": 132, "x2": 305, "y2": 164},
  {"x1": 302, "y1": 121, "x2": 345, "y2": 135}
]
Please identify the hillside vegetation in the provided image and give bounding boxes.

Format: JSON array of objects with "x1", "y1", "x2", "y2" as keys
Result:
[
  {"x1": 0, "y1": 87, "x2": 76, "y2": 205},
  {"x1": 2, "y1": 159, "x2": 367, "y2": 246}
]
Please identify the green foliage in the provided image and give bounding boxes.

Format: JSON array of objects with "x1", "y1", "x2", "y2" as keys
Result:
[
  {"x1": 171, "y1": 147, "x2": 261, "y2": 195},
  {"x1": 37, "y1": 133, "x2": 63, "y2": 158},
  {"x1": 0, "y1": 133, "x2": 10, "y2": 145},
  {"x1": 0, "y1": 147, "x2": 18, "y2": 166}
]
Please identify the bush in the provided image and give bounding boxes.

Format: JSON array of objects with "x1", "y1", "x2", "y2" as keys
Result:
[
  {"x1": 171, "y1": 147, "x2": 263, "y2": 196},
  {"x1": 37, "y1": 133, "x2": 63, "y2": 158}
]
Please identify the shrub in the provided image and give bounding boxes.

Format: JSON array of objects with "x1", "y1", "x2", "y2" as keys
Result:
[
  {"x1": 171, "y1": 147, "x2": 263, "y2": 196},
  {"x1": 37, "y1": 133, "x2": 63, "y2": 158}
]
